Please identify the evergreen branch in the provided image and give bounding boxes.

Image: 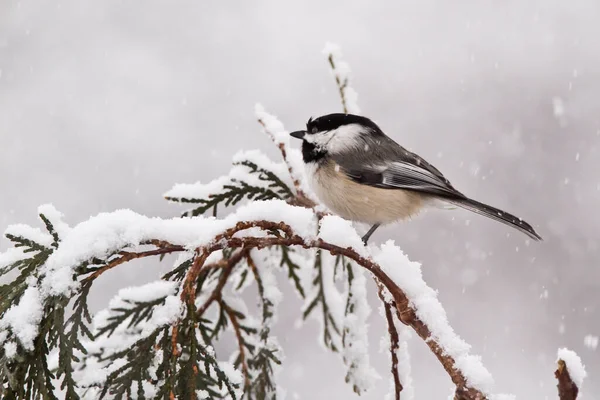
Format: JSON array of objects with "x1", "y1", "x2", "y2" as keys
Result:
[
  {"x1": 0, "y1": 250, "x2": 51, "y2": 316},
  {"x1": 94, "y1": 296, "x2": 167, "y2": 339},
  {"x1": 234, "y1": 161, "x2": 294, "y2": 199},
  {"x1": 340, "y1": 256, "x2": 363, "y2": 394},
  {"x1": 39, "y1": 213, "x2": 60, "y2": 248},
  {"x1": 327, "y1": 53, "x2": 349, "y2": 114},
  {"x1": 5, "y1": 233, "x2": 49, "y2": 253},
  {"x1": 256, "y1": 109, "x2": 305, "y2": 198},
  {"x1": 163, "y1": 258, "x2": 193, "y2": 282},
  {"x1": 99, "y1": 329, "x2": 163, "y2": 400},
  {"x1": 82, "y1": 245, "x2": 185, "y2": 284},
  {"x1": 219, "y1": 299, "x2": 251, "y2": 394},
  {"x1": 166, "y1": 163, "x2": 292, "y2": 218},
  {"x1": 302, "y1": 250, "x2": 340, "y2": 351},
  {"x1": 196, "y1": 249, "x2": 247, "y2": 318},
  {"x1": 278, "y1": 246, "x2": 305, "y2": 299},
  {"x1": 167, "y1": 221, "x2": 489, "y2": 399},
  {"x1": 246, "y1": 253, "x2": 280, "y2": 399}
]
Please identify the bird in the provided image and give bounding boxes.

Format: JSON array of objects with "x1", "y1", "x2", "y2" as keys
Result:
[{"x1": 289, "y1": 113, "x2": 542, "y2": 244}]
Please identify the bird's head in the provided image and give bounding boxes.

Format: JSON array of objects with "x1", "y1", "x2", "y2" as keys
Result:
[{"x1": 290, "y1": 113, "x2": 383, "y2": 163}]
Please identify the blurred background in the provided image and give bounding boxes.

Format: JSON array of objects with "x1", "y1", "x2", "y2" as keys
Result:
[{"x1": 1, "y1": 0, "x2": 599, "y2": 398}]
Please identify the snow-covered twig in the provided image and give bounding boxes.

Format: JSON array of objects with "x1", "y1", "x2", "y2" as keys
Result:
[
  {"x1": 377, "y1": 283, "x2": 403, "y2": 400},
  {"x1": 556, "y1": 348, "x2": 586, "y2": 400},
  {"x1": 323, "y1": 42, "x2": 360, "y2": 115},
  {"x1": 255, "y1": 104, "x2": 313, "y2": 206}
]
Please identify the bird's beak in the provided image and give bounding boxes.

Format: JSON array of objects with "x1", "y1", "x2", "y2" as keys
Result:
[{"x1": 290, "y1": 130, "x2": 306, "y2": 139}]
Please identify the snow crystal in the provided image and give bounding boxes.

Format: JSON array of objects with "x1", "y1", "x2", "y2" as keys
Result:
[
  {"x1": 0, "y1": 285, "x2": 44, "y2": 351},
  {"x1": 374, "y1": 241, "x2": 494, "y2": 394},
  {"x1": 584, "y1": 334, "x2": 598, "y2": 350},
  {"x1": 318, "y1": 216, "x2": 367, "y2": 258},
  {"x1": 557, "y1": 347, "x2": 587, "y2": 389}
]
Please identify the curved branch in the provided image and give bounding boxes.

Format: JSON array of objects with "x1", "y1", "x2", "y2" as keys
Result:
[
  {"x1": 163, "y1": 219, "x2": 487, "y2": 399},
  {"x1": 65, "y1": 218, "x2": 487, "y2": 399},
  {"x1": 195, "y1": 249, "x2": 247, "y2": 317},
  {"x1": 83, "y1": 245, "x2": 184, "y2": 283}
]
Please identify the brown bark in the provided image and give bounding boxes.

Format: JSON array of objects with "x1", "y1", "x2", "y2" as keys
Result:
[{"x1": 556, "y1": 359, "x2": 579, "y2": 400}]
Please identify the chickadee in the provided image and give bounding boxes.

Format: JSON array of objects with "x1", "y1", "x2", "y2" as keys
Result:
[{"x1": 290, "y1": 113, "x2": 542, "y2": 244}]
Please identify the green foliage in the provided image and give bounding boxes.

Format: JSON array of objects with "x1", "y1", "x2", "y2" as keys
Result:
[
  {"x1": 302, "y1": 250, "x2": 341, "y2": 352},
  {"x1": 165, "y1": 160, "x2": 294, "y2": 218},
  {"x1": 279, "y1": 246, "x2": 305, "y2": 299}
]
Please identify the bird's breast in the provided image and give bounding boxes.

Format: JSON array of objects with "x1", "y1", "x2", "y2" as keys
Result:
[{"x1": 305, "y1": 160, "x2": 424, "y2": 224}]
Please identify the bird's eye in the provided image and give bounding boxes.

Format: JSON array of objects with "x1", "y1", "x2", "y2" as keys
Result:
[{"x1": 311, "y1": 127, "x2": 318, "y2": 134}]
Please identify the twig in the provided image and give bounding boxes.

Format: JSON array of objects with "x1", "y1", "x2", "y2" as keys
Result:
[
  {"x1": 256, "y1": 113, "x2": 311, "y2": 203},
  {"x1": 83, "y1": 245, "x2": 184, "y2": 283},
  {"x1": 327, "y1": 54, "x2": 349, "y2": 114},
  {"x1": 220, "y1": 299, "x2": 251, "y2": 392},
  {"x1": 555, "y1": 359, "x2": 579, "y2": 400},
  {"x1": 195, "y1": 249, "x2": 247, "y2": 317},
  {"x1": 377, "y1": 282, "x2": 403, "y2": 399}
]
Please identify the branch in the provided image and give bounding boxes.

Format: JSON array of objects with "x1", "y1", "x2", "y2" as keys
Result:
[
  {"x1": 555, "y1": 360, "x2": 578, "y2": 400},
  {"x1": 195, "y1": 249, "x2": 247, "y2": 317},
  {"x1": 163, "y1": 219, "x2": 488, "y2": 398},
  {"x1": 555, "y1": 348, "x2": 586, "y2": 400},
  {"x1": 255, "y1": 105, "x2": 314, "y2": 208},
  {"x1": 83, "y1": 245, "x2": 185, "y2": 283},
  {"x1": 220, "y1": 299, "x2": 251, "y2": 393},
  {"x1": 323, "y1": 42, "x2": 360, "y2": 115},
  {"x1": 377, "y1": 283, "x2": 402, "y2": 400}
]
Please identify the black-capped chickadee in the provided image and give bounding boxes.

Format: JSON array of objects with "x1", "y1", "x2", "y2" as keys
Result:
[{"x1": 290, "y1": 113, "x2": 542, "y2": 244}]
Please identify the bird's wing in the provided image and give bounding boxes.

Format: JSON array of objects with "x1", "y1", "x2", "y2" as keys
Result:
[{"x1": 333, "y1": 146, "x2": 464, "y2": 198}]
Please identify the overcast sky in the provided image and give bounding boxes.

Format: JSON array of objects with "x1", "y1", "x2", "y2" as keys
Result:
[{"x1": 1, "y1": 0, "x2": 599, "y2": 398}]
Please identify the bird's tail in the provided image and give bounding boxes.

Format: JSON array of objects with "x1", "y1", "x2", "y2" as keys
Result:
[{"x1": 446, "y1": 197, "x2": 542, "y2": 241}]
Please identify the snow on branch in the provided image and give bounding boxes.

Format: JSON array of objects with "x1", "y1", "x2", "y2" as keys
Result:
[
  {"x1": 255, "y1": 103, "x2": 314, "y2": 205},
  {"x1": 556, "y1": 348, "x2": 587, "y2": 400},
  {"x1": 323, "y1": 42, "x2": 360, "y2": 114},
  {"x1": 1, "y1": 195, "x2": 498, "y2": 398}
]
